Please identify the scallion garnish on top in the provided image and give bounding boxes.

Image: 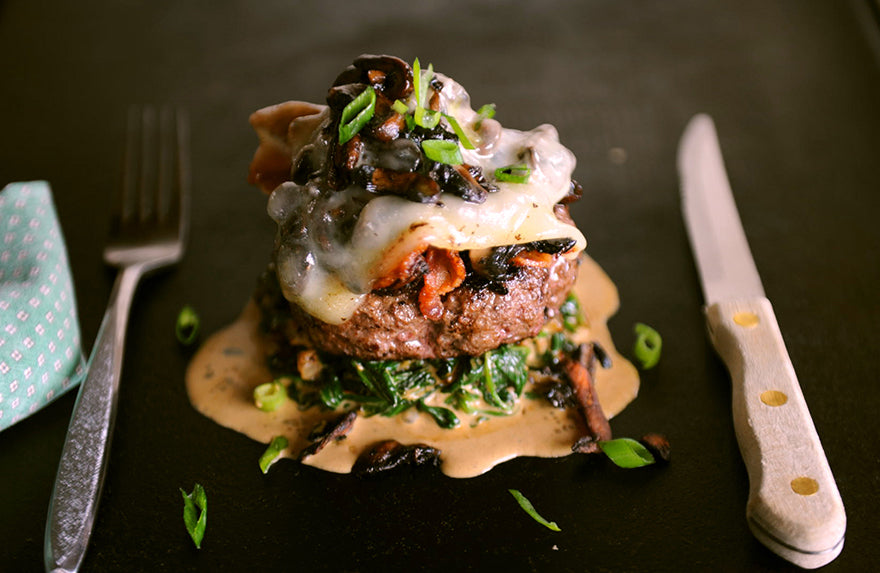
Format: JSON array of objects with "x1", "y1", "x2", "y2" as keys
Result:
[
  {"x1": 508, "y1": 489, "x2": 561, "y2": 531},
  {"x1": 421, "y1": 139, "x2": 463, "y2": 165},
  {"x1": 413, "y1": 58, "x2": 441, "y2": 129},
  {"x1": 391, "y1": 99, "x2": 410, "y2": 116},
  {"x1": 175, "y1": 305, "x2": 199, "y2": 345},
  {"x1": 495, "y1": 163, "x2": 531, "y2": 184},
  {"x1": 442, "y1": 113, "x2": 475, "y2": 150},
  {"x1": 633, "y1": 322, "x2": 662, "y2": 369},
  {"x1": 475, "y1": 103, "x2": 496, "y2": 129},
  {"x1": 180, "y1": 483, "x2": 207, "y2": 549},
  {"x1": 338, "y1": 86, "x2": 376, "y2": 144}
]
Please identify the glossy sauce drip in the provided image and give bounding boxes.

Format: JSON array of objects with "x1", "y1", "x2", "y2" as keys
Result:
[{"x1": 185, "y1": 255, "x2": 639, "y2": 478}]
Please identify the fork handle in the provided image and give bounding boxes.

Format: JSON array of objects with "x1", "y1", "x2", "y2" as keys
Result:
[{"x1": 44, "y1": 264, "x2": 145, "y2": 573}]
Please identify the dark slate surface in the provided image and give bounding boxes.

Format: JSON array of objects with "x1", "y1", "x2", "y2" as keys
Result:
[{"x1": 2, "y1": 1, "x2": 879, "y2": 571}]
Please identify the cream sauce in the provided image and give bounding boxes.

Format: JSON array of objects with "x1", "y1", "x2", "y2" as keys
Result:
[{"x1": 185, "y1": 255, "x2": 639, "y2": 478}]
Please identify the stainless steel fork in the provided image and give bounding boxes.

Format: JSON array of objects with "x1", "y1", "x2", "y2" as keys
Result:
[{"x1": 44, "y1": 106, "x2": 190, "y2": 573}]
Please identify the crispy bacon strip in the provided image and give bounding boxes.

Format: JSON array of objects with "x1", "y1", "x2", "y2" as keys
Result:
[
  {"x1": 419, "y1": 247, "x2": 466, "y2": 321},
  {"x1": 371, "y1": 242, "x2": 428, "y2": 291},
  {"x1": 564, "y1": 343, "x2": 612, "y2": 454}
]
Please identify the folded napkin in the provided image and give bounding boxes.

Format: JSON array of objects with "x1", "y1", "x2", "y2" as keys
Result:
[{"x1": 0, "y1": 181, "x2": 85, "y2": 432}]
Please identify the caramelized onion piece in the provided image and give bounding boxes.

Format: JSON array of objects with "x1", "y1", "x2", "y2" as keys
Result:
[
  {"x1": 352, "y1": 439, "x2": 441, "y2": 476},
  {"x1": 565, "y1": 343, "x2": 612, "y2": 454},
  {"x1": 297, "y1": 410, "x2": 358, "y2": 461}
]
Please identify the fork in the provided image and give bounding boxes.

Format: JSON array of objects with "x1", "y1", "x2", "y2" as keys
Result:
[{"x1": 44, "y1": 106, "x2": 190, "y2": 573}]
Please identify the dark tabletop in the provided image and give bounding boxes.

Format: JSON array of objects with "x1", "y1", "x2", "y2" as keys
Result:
[{"x1": 2, "y1": 1, "x2": 880, "y2": 571}]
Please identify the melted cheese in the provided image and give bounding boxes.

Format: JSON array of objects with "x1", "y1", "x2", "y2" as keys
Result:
[{"x1": 267, "y1": 72, "x2": 586, "y2": 324}]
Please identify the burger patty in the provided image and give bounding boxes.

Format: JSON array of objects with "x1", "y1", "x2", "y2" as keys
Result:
[{"x1": 280, "y1": 254, "x2": 580, "y2": 360}]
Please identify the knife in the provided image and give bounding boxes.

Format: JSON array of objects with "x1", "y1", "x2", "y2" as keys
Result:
[{"x1": 677, "y1": 114, "x2": 846, "y2": 569}]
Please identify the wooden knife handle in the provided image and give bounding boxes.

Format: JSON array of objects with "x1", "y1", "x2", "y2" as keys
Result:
[{"x1": 705, "y1": 298, "x2": 846, "y2": 569}]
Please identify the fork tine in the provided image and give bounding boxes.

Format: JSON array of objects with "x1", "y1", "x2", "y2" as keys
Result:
[
  {"x1": 116, "y1": 106, "x2": 189, "y2": 236},
  {"x1": 173, "y1": 107, "x2": 191, "y2": 243},
  {"x1": 114, "y1": 105, "x2": 141, "y2": 236},
  {"x1": 138, "y1": 106, "x2": 158, "y2": 223},
  {"x1": 157, "y1": 106, "x2": 173, "y2": 225}
]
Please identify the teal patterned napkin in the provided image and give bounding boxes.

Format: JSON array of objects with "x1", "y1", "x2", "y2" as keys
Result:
[{"x1": 0, "y1": 181, "x2": 85, "y2": 431}]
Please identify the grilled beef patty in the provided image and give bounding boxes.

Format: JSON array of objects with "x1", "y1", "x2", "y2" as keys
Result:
[{"x1": 257, "y1": 254, "x2": 579, "y2": 360}]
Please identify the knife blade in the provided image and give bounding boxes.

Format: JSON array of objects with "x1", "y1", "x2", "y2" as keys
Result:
[{"x1": 677, "y1": 114, "x2": 846, "y2": 569}]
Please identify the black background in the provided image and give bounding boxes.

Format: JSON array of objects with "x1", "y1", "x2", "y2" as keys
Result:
[{"x1": 2, "y1": 1, "x2": 879, "y2": 571}]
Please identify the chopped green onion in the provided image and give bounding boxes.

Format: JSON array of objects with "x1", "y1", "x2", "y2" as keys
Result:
[
  {"x1": 442, "y1": 113, "x2": 475, "y2": 150},
  {"x1": 495, "y1": 163, "x2": 531, "y2": 184},
  {"x1": 175, "y1": 305, "x2": 199, "y2": 345},
  {"x1": 413, "y1": 58, "x2": 441, "y2": 129},
  {"x1": 259, "y1": 435, "x2": 289, "y2": 474},
  {"x1": 508, "y1": 489, "x2": 561, "y2": 531},
  {"x1": 180, "y1": 483, "x2": 207, "y2": 549},
  {"x1": 599, "y1": 438, "x2": 656, "y2": 468},
  {"x1": 633, "y1": 322, "x2": 662, "y2": 369},
  {"x1": 338, "y1": 86, "x2": 376, "y2": 145},
  {"x1": 421, "y1": 139, "x2": 463, "y2": 165},
  {"x1": 475, "y1": 103, "x2": 496, "y2": 129},
  {"x1": 391, "y1": 99, "x2": 409, "y2": 115},
  {"x1": 420, "y1": 109, "x2": 441, "y2": 129},
  {"x1": 253, "y1": 381, "x2": 287, "y2": 412}
]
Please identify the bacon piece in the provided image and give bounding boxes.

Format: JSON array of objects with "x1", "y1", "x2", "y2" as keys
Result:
[
  {"x1": 419, "y1": 248, "x2": 466, "y2": 321},
  {"x1": 371, "y1": 246, "x2": 428, "y2": 291}
]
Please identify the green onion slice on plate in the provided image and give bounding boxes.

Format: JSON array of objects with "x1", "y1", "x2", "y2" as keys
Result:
[
  {"x1": 633, "y1": 322, "x2": 662, "y2": 369},
  {"x1": 180, "y1": 483, "x2": 207, "y2": 549},
  {"x1": 508, "y1": 489, "x2": 561, "y2": 531},
  {"x1": 259, "y1": 435, "x2": 289, "y2": 474},
  {"x1": 599, "y1": 437, "x2": 656, "y2": 468},
  {"x1": 175, "y1": 305, "x2": 199, "y2": 345}
]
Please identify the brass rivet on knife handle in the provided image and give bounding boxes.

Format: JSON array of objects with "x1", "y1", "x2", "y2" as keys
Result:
[{"x1": 791, "y1": 477, "x2": 820, "y2": 497}]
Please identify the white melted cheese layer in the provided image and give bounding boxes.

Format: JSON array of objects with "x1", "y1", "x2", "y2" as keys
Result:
[{"x1": 267, "y1": 73, "x2": 586, "y2": 325}]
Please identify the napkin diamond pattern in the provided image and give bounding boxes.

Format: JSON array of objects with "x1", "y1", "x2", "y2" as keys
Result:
[{"x1": 0, "y1": 181, "x2": 85, "y2": 431}]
